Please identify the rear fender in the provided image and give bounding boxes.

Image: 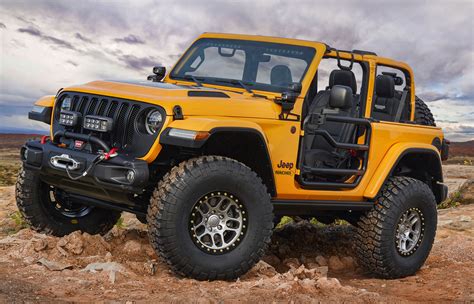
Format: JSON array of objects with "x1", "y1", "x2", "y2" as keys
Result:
[{"x1": 364, "y1": 143, "x2": 442, "y2": 199}]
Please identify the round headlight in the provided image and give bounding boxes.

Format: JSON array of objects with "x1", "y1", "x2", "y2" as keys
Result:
[
  {"x1": 145, "y1": 110, "x2": 163, "y2": 134},
  {"x1": 61, "y1": 96, "x2": 72, "y2": 111}
]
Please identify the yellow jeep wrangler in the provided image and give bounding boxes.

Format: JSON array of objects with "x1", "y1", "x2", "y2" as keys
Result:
[{"x1": 18, "y1": 33, "x2": 449, "y2": 280}]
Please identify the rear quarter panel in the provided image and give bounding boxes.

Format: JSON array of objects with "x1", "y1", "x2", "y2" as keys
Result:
[
  {"x1": 362, "y1": 122, "x2": 443, "y2": 199},
  {"x1": 274, "y1": 121, "x2": 443, "y2": 201}
]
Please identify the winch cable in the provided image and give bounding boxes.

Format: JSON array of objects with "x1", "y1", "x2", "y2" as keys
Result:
[
  {"x1": 65, "y1": 148, "x2": 119, "y2": 181},
  {"x1": 65, "y1": 154, "x2": 104, "y2": 181}
]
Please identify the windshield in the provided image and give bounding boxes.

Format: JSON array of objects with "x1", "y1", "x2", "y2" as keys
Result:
[{"x1": 170, "y1": 38, "x2": 316, "y2": 93}]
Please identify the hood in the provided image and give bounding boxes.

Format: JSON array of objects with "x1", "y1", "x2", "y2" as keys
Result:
[{"x1": 62, "y1": 80, "x2": 281, "y2": 120}]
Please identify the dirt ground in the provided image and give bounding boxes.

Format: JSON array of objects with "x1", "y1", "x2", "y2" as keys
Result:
[{"x1": 0, "y1": 165, "x2": 473, "y2": 303}]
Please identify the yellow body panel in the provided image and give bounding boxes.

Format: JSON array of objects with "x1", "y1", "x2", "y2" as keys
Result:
[
  {"x1": 36, "y1": 32, "x2": 444, "y2": 201},
  {"x1": 60, "y1": 81, "x2": 280, "y2": 120},
  {"x1": 364, "y1": 141, "x2": 440, "y2": 198},
  {"x1": 35, "y1": 95, "x2": 55, "y2": 107}
]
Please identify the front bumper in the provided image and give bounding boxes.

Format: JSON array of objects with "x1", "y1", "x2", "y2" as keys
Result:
[{"x1": 22, "y1": 139, "x2": 149, "y2": 205}]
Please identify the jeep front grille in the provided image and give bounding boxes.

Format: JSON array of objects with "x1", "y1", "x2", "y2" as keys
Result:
[{"x1": 53, "y1": 92, "x2": 164, "y2": 157}]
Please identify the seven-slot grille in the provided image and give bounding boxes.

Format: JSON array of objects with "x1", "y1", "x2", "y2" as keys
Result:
[{"x1": 53, "y1": 92, "x2": 162, "y2": 157}]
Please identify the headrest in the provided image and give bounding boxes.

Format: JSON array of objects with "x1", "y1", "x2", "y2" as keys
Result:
[
  {"x1": 376, "y1": 75, "x2": 395, "y2": 98},
  {"x1": 329, "y1": 70, "x2": 357, "y2": 93},
  {"x1": 329, "y1": 85, "x2": 353, "y2": 109},
  {"x1": 270, "y1": 65, "x2": 293, "y2": 87}
]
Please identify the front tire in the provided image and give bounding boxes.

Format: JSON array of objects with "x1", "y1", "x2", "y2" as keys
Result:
[
  {"x1": 355, "y1": 176, "x2": 437, "y2": 278},
  {"x1": 147, "y1": 156, "x2": 273, "y2": 280},
  {"x1": 15, "y1": 165, "x2": 121, "y2": 236}
]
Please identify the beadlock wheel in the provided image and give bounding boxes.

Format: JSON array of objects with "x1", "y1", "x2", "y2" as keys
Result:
[
  {"x1": 147, "y1": 156, "x2": 274, "y2": 280},
  {"x1": 395, "y1": 208, "x2": 425, "y2": 256},
  {"x1": 355, "y1": 176, "x2": 437, "y2": 278},
  {"x1": 190, "y1": 192, "x2": 248, "y2": 254}
]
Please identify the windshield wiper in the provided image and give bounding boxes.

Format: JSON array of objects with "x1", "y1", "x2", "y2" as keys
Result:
[
  {"x1": 176, "y1": 75, "x2": 203, "y2": 87},
  {"x1": 215, "y1": 79, "x2": 254, "y2": 94}
]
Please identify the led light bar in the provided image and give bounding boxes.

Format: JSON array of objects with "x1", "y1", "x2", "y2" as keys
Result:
[
  {"x1": 59, "y1": 111, "x2": 80, "y2": 127},
  {"x1": 83, "y1": 115, "x2": 113, "y2": 132}
]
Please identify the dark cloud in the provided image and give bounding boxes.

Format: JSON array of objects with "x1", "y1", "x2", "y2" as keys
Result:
[
  {"x1": 0, "y1": 105, "x2": 32, "y2": 115},
  {"x1": 18, "y1": 26, "x2": 75, "y2": 50},
  {"x1": 457, "y1": 125, "x2": 474, "y2": 134},
  {"x1": 17, "y1": 26, "x2": 41, "y2": 36},
  {"x1": 11, "y1": 2, "x2": 128, "y2": 32},
  {"x1": 75, "y1": 32, "x2": 93, "y2": 43},
  {"x1": 418, "y1": 92, "x2": 453, "y2": 102},
  {"x1": 16, "y1": 16, "x2": 37, "y2": 26},
  {"x1": 437, "y1": 119, "x2": 459, "y2": 123},
  {"x1": 114, "y1": 34, "x2": 145, "y2": 44},
  {"x1": 118, "y1": 55, "x2": 159, "y2": 71},
  {"x1": 66, "y1": 60, "x2": 79, "y2": 67},
  {"x1": 0, "y1": 22, "x2": 6, "y2": 29}
]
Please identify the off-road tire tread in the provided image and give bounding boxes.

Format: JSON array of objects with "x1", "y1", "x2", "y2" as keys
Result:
[
  {"x1": 414, "y1": 96, "x2": 436, "y2": 126},
  {"x1": 16, "y1": 165, "x2": 121, "y2": 236},
  {"x1": 147, "y1": 155, "x2": 273, "y2": 280},
  {"x1": 355, "y1": 176, "x2": 436, "y2": 278}
]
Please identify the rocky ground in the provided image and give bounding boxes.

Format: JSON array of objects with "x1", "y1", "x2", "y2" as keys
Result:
[{"x1": 0, "y1": 164, "x2": 473, "y2": 303}]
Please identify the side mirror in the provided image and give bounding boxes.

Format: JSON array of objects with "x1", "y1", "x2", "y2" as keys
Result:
[
  {"x1": 329, "y1": 85, "x2": 353, "y2": 109},
  {"x1": 276, "y1": 82, "x2": 302, "y2": 112},
  {"x1": 281, "y1": 92, "x2": 297, "y2": 105},
  {"x1": 148, "y1": 66, "x2": 166, "y2": 82}
]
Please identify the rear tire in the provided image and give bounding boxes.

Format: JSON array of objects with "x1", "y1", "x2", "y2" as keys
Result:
[
  {"x1": 355, "y1": 176, "x2": 437, "y2": 278},
  {"x1": 15, "y1": 165, "x2": 121, "y2": 236},
  {"x1": 414, "y1": 96, "x2": 436, "y2": 126},
  {"x1": 147, "y1": 156, "x2": 273, "y2": 280}
]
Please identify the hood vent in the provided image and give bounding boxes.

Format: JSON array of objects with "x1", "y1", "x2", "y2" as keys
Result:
[{"x1": 188, "y1": 91, "x2": 229, "y2": 98}]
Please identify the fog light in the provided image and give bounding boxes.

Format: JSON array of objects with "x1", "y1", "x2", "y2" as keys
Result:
[
  {"x1": 126, "y1": 170, "x2": 135, "y2": 183},
  {"x1": 83, "y1": 115, "x2": 113, "y2": 132},
  {"x1": 59, "y1": 111, "x2": 80, "y2": 127}
]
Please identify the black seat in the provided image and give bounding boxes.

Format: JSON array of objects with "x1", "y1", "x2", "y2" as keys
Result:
[
  {"x1": 304, "y1": 85, "x2": 358, "y2": 170},
  {"x1": 304, "y1": 69, "x2": 360, "y2": 150},
  {"x1": 329, "y1": 69, "x2": 357, "y2": 93},
  {"x1": 305, "y1": 69, "x2": 359, "y2": 117},
  {"x1": 270, "y1": 65, "x2": 292, "y2": 87},
  {"x1": 372, "y1": 75, "x2": 399, "y2": 121}
]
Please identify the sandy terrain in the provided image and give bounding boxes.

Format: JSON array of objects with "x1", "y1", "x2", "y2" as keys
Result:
[{"x1": 0, "y1": 164, "x2": 472, "y2": 303}]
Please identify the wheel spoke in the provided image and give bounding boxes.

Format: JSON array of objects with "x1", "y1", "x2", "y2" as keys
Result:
[
  {"x1": 224, "y1": 226, "x2": 240, "y2": 233},
  {"x1": 215, "y1": 197, "x2": 226, "y2": 210},
  {"x1": 223, "y1": 201, "x2": 235, "y2": 213},
  {"x1": 399, "y1": 238, "x2": 406, "y2": 251},
  {"x1": 189, "y1": 192, "x2": 246, "y2": 254},
  {"x1": 396, "y1": 208, "x2": 423, "y2": 255},
  {"x1": 196, "y1": 208, "x2": 206, "y2": 218}
]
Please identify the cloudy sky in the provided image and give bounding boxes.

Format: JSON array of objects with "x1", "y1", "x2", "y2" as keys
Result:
[{"x1": 0, "y1": 0, "x2": 473, "y2": 141}]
